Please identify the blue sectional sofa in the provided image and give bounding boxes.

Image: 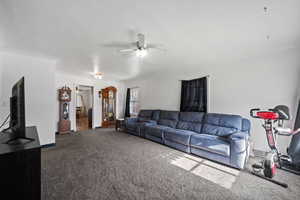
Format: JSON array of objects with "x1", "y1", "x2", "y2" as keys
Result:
[{"x1": 125, "y1": 110, "x2": 251, "y2": 169}]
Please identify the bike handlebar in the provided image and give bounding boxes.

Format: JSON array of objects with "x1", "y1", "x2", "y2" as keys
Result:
[
  {"x1": 250, "y1": 108, "x2": 260, "y2": 118},
  {"x1": 275, "y1": 127, "x2": 300, "y2": 136}
]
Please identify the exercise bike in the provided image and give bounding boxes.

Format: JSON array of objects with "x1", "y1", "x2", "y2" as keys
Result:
[{"x1": 250, "y1": 105, "x2": 300, "y2": 188}]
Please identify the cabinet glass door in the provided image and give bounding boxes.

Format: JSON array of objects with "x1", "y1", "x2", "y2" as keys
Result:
[{"x1": 102, "y1": 87, "x2": 117, "y2": 127}]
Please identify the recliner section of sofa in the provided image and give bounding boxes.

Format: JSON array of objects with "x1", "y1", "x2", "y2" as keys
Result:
[
  {"x1": 164, "y1": 112, "x2": 204, "y2": 153},
  {"x1": 144, "y1": 111, "x2": 179, "y2": 144},
  {"x1": 125, "y1": 109, "x2": 251, "y2": 169},
  {"x1": 125, "y1": 110, "x2": 160, "y2": 137},
  {"x1": 190, "y1": 113, "x2": 250, "y2": 169}
]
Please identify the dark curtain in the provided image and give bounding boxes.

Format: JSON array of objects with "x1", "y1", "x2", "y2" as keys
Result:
[
  {"x1": 125, "y1": 88, "x2": 131, "y2": 117},
  {"x1": 295, "y1": 100, "x2": 300, "y2": 129},
  {"x1": 180, "y1": 77, "x2": 207, "y2": 112}
]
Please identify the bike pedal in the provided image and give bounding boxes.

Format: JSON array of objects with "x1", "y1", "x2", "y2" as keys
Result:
[{"x1": 280, "y1": 155, "x2": 292, "y2": 162}]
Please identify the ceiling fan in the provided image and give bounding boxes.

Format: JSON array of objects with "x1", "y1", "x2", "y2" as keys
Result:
[{"x1": 117, "y1": 33, "x2": 165, "y2": 57}]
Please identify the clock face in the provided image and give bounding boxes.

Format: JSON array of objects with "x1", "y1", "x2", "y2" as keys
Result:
[
  {"x1": 62, "y1": 91, "x2": 69, "y2": 100},
  {"x1": 59, "y1": 88, "x2": 71, "y2": 102}
]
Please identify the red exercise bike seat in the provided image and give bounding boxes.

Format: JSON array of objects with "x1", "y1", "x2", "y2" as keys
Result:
[{"x1": 257, "y1": 111, "x2": 279, "y2": 120}]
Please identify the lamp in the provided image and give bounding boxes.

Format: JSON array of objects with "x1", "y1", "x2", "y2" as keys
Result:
[
  {"x1": 136, "y1": 49, "x2": 147, "y2": 58},
  {"x1": 94, "y1": 72, "x2": 103, "y2": 79}
]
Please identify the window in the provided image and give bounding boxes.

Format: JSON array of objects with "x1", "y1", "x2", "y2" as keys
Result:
[{"x1": 130, "y1": 87, "x2": 139, "y2": 116}]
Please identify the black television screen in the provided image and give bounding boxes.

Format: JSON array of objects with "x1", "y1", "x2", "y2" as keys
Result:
[{"x1": 10, "y1": 77, "x2": 26, "y2": 138}]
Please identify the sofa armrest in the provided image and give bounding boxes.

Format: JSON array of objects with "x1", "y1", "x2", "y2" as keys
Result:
[
  {"x1": 228, "y1": 131, "x2": 250, "y2": 169},
  {"x1": 228, "y1": 131, "x2": 249, "y2": 140}
]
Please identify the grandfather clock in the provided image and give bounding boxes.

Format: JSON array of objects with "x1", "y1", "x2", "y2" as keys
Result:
[{"x1": 58, "y1": 86, "x2": 72, "y2": 134}]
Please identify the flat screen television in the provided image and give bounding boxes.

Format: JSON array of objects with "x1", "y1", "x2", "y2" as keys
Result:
[{"x1": 6, "y1": 77, "x2": 34, "y2": 144}]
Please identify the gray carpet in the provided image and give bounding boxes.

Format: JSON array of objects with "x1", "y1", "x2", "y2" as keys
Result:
[{"x1": 42, "y1": 128, "x2": 300, "y2": 200}]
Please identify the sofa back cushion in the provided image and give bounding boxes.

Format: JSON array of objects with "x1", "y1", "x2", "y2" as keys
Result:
[
  {"x1": 176, "y1": 112, "x2": 205, "y2": 133},
  {"x1": 138, "y1": 110, "x2": 153, "y2": 122},
  {"x1": 158, "y1": 111, "x2": 179, "y2": 128},
  {"x1": 202, "y1": 113, "x2": 242, "y2": 136},
  {"x1": 152, "y1": 110, "x2": 161, "y2": 121}
]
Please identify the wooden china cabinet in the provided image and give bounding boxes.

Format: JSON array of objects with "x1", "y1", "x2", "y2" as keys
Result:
[{"x1": 101, "y1": 86, "x2": 117, "y2": 128}]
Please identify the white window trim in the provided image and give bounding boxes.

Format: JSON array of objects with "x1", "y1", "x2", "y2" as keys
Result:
[{"x1": 130, "y1": 87, "x2": 140, "y2": 117}]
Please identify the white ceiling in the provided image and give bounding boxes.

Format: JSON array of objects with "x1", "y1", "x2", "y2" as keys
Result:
[{"x1": 1, "y1": 0, "x2": 300, "y2": 80}]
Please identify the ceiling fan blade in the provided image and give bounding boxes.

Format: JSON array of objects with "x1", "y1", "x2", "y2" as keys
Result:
[
  {"x1": 147, "y1": 43, "x2": 164, "y2": 48},
  {"x1": 100, "y1": 42, "x2": 133, "y2": 49},
  {"x1": 147, "y1": 46, "x2": 167, "y2": 52},
  {"x1": 119, "y1": 49, "x2": 136, "y2": 52}
]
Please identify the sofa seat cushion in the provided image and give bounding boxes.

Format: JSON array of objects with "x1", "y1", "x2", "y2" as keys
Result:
[
  {"x1": 176, "y1": 112, "x2": 205, "y2": 133},
  {"x1": 164, "y1": 129, "x2": 198, "y2": 145},
  {"x1": 128, "y1": 120, "x2": 156, "y2": 129},
  {"x1": 202, "y1": 113, "x2": 243, "y2": 137},
  {"x1": 190, "y1": 134, "x2": 230, "y2": 157},
  {"x1": 145, "y1": 125, "x2": 172, "y2": 138},
  {"x1": 138, "y1": 117, "x2": 152, "y2": 122},
  {"x1": 126, "y1": 123, "x2": 141, "y2": 131},
  {"x1": 139, "y1": 119, "x2": 160, "y2": 124}
]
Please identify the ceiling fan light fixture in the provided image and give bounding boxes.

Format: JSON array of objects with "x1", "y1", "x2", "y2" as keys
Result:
[
  {"x1": 136, "y1": 49, "x2": 147, "y2": 58},
  {"x1": 94, "y1": 72, "x2": 103, "y2": 79}
]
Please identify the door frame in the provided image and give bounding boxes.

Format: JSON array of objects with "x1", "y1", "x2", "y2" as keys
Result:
[{"x1": 74, "y1": 84, "x2": 94, "y2": 132}]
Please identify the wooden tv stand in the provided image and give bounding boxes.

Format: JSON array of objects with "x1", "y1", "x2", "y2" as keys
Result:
[{"x1": 0, "y1": 126, "x2": 41, "y2": 200}]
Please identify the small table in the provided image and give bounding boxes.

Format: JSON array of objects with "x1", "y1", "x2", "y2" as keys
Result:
[{"x1": 115, "y1": 118, "x2": 125, "y2": 131}]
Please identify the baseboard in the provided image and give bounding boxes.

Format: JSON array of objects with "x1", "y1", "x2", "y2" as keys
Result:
[
  {"x1": 56, "y1": 130, "x2": 74, "y2": 134},
  {"x1": 95, "y1": 126, "x2": 102, "y2": 129},
  {"x1": 42, "y1": 143, "x2": 56, "y2": 148}
]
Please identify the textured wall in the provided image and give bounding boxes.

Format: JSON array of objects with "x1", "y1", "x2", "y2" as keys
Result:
[
  {"x1": 124, "y1": 50, "x2": 300, "y2": 151},
  {"x1": 0, "y1": 51, "x2": 56, "y2": 145}
]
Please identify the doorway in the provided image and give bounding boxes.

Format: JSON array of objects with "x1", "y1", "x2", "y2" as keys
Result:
[{"x1": 76, "y1": 85, "x2": 93, "y2": 131}]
